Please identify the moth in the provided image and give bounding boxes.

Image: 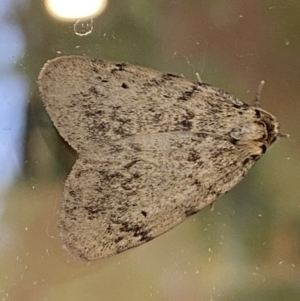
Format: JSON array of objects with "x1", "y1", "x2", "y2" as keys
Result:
[{"x1": 38, "y1": 56, "x2": 280, "y2": 260}]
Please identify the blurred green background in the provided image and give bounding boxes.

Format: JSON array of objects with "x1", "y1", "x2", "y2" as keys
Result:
[{"x1": 1, "y1": 0, "x2": 300, "y2": 300}]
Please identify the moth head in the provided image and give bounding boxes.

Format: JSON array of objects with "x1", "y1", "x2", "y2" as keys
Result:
[{"x1": 230, "y1": 108, "x2": 280, "y2": 156}]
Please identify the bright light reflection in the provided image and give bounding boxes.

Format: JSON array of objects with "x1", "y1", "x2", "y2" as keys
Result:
[{"x1": 45, "y1": 0, "x2": 107, "y2": 20}]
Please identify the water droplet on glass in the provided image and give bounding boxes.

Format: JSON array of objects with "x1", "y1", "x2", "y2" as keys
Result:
[{"x1": 74, "y1": 19, "x2": 93, "y2": 36}]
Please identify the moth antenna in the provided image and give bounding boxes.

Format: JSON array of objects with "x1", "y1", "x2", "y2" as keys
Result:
[{"x1": 255, "y1": 80, "x2": 265, "y2": 108}]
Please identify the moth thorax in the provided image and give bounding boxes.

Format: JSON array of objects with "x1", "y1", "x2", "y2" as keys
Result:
[{"x1": 230, "y1": 122, "x2": 267, "y2": 142}]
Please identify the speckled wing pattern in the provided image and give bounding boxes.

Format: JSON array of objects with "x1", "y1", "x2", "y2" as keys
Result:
[{"x1": 38, "y1": 56, "x2": 279, "y2": 260}]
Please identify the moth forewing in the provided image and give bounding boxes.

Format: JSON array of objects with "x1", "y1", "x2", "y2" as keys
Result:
[{"x1": 38, "y1": 56, "x2": 280, "y2": 260}]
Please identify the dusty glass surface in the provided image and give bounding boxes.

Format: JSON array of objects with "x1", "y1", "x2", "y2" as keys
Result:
[{"x1": 1, "y1": 1, "x2": 300, "y2": 300}]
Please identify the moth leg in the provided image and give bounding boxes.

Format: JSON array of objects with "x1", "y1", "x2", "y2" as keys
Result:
[
  {"x1": 254, "y1": 80, "x2": 265, "y2": 108},
  {"x1": 195, "y1": 72, "x2": 202, "y2": 84}
]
